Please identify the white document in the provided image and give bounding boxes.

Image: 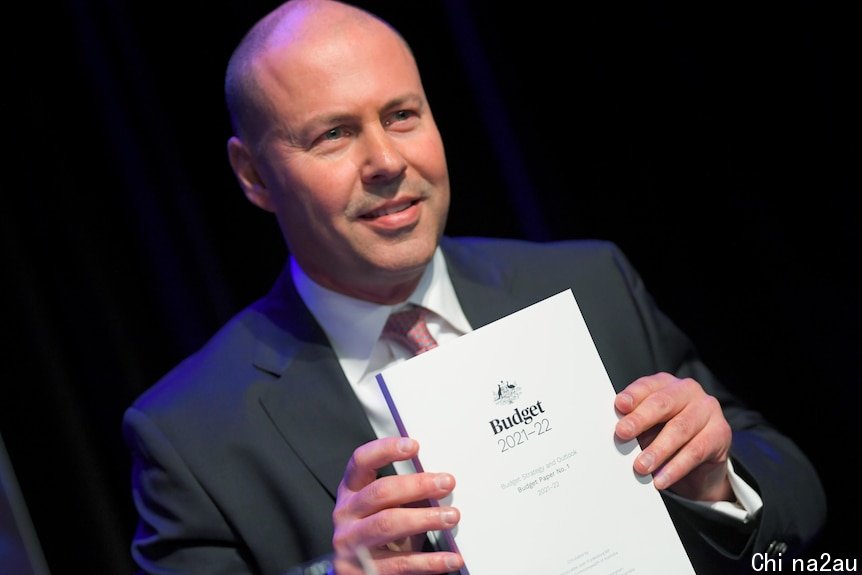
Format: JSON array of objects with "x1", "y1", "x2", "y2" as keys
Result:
[{"x1": 376, "y1": 290, "x2": 695, "y2": 575}]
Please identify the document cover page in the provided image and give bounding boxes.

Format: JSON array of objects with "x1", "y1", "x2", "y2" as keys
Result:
[{"x1": 377, "y1": 290, "x2": 695, "y2": 575}]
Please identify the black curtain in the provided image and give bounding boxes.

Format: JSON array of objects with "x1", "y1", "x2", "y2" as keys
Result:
[{"x1": 3, "y1": 1, "x2": 859, "y2": 572}]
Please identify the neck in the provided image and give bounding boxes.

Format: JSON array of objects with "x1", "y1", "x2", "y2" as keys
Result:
[
  {"x1": 331, "y1": 276, "x2": 423, "y2": 305},
  {"x1": 301, "y1": 267, "x2": 426, "y2": 305}
]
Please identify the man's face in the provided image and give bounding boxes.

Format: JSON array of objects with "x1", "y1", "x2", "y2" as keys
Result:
[{"x1": 239, "y1": 21, "x2": 450, "y2": 304}]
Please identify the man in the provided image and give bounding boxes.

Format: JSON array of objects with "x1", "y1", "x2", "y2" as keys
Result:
[{"x1": 123, "y1": 1, "x2": 826, "y2": 574}]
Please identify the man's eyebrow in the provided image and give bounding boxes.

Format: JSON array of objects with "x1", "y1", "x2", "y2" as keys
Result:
[
  {"x1": 303, "y1": 94, "x2": 427, "y2": 130},
  {"x1": 303, "y1": 112, "x2": 355, "y2": 133},
  {"x1": 381, "y1": 93, "x2": 425, "y2": 111}
]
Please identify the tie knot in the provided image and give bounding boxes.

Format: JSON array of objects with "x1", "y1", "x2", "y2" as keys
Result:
[{"x1": 382, "y1": 305, "x2": 439, "y2": 356}]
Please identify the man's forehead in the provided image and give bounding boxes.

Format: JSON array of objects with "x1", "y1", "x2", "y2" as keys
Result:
[
  {"x1": 251, "y1": 8, "x2": 393, "y2": 79},
  {"x1": 252, "y1": 12, "x2": 415, "y2": 91},
  {"x1": 263, "y1": 1, "x2": 383, "y2": 52}
]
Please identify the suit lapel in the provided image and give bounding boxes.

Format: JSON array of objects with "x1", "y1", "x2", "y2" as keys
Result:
[
  {"x1": 253, "y1": 240, "x2": 520, "y2": 498},
  {"x1": 252, "y1": 265, "x2": 379, "y2": 498},
  {"x1": 259, "y1": 342, "x2": 378, "y2": 498},
  {"x1": 440, "y1": 237, "x2": 526, "y2": 329}
]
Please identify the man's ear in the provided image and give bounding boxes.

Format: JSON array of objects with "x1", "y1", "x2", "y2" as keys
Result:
[{"x1": 227, "y1": 136, "x2": 275, "y2": 213}]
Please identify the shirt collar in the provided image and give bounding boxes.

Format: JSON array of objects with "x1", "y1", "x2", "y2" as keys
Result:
[{"x1": 291, "y1": 248, "x2": 472, "y2": 384}]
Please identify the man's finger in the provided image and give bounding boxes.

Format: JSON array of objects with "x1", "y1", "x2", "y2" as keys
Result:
[
  {"x1": 633, "y1": 399, "x2": 711, "y2": 475},
  {"x1": 615, "y1": 376, "x2": 701, "y2": 440},
  {"x1": 347, "y1": 473, "x2": 456, "y2": 518},
  {"x1": 334, "y1": 549, "x2": 464, "y2": 575},
  {"x1": 336, "y1": 505, "x2": 460, "y2": 553},
  {"x1": 342, "y1": 437, "x2": 419, "y2": 492}
]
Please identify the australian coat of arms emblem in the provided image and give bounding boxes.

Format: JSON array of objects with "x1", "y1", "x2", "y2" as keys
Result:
[{"x1": 493, "y1": 380, "x2": 521, "y2": 405}]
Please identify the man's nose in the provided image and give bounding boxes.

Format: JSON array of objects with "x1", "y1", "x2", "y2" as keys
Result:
[{"x1": 359, "y1": 126, "x2": 407, "y2": 184}]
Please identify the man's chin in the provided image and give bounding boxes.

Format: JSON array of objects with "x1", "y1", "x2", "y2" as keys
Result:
[
  {"x1": 352, "y1": 250, "x2": 436, "y2": 303},
  {"x1": 371, "y1": 244, "x2": 436, "y2": 276}
]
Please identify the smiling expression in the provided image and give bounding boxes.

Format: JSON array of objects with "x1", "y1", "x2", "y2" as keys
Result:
[{"x1": 229, "y1": 4, "x2": 450, "y2": 304}]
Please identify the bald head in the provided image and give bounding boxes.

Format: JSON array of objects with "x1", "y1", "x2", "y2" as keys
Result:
[
  {"x1": 225, "y1": 0, "x2": 412, "y2": 144},
  {"x1": 223, "y1": 0, "x2": 449, "y2": 303}
]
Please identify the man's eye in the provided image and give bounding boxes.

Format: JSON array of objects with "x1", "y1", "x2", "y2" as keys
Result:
[
  {"x1": 385, "y1": 110, "x2": 415, "y2": 125},
  {"x1": 323, "y1": 127, "x2": 345, "y2": 140}
]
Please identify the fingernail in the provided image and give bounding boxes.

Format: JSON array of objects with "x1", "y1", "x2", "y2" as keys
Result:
[
  {"x1": 445, "y1": 554, "x2": 460, "y2": 570},
  {"x1": 654, "y1": 468, "x2": 669, "y2": 489},
  {"x1": 434, "y1": 473, "x2": 453, "y2": 490},
  {"x1": 617, "y1": 392, "x2": 633, "y2": 410},
  {"x1": 638, "y1": 451, "x2": 655, "y2": 472},
  {"x1": 617, "y1": 419, "x2": 635, "y2": 437},
  {"x1": 440, "y1": 509, "x2": 458, "y2": 525},
  {"x1": 397, "y1": 437, "x2": 414, "y2": 452}
]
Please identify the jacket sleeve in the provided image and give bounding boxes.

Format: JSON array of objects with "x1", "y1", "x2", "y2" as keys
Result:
[
  {"x1": 607, "y1": 243, "x2": 827, "y2": 571},
  {"x1": 123, "y1": 406, "x2": 257, "y2": 573}
]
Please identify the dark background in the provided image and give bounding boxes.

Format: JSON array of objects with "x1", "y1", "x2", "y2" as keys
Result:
[{"x1": 3, "y1": 1, "x2": 859, "y2": 572}]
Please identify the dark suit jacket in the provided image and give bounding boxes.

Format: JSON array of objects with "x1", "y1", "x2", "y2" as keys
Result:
[{"x1": 124, "y1": 237, "x2": 826, "y2": 574}]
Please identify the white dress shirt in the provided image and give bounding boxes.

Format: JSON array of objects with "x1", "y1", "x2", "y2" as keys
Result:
[
  {"x1": 292, "y1": 249, "x2": 472, "y2": 452},
  {"x1": 291, "y1": 247, "x2": 761, "y2": 523}
]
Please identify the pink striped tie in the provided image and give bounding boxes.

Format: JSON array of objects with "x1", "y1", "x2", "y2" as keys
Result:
[{"x1": 383, "y1": 305, "x2": 439, "y2": 356}]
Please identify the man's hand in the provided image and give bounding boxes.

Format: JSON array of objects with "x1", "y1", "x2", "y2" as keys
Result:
[
  {"x1": 332, "y1": 437, "x2": 464, "y2": 575},
  {"x1": 614, "y1": 372, "x2": 734, "y2": 502}
]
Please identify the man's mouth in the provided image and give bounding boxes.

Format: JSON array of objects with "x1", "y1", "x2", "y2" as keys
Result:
[{"x1": 360, "y1": 199, "x2": 418, "y2": 219}]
